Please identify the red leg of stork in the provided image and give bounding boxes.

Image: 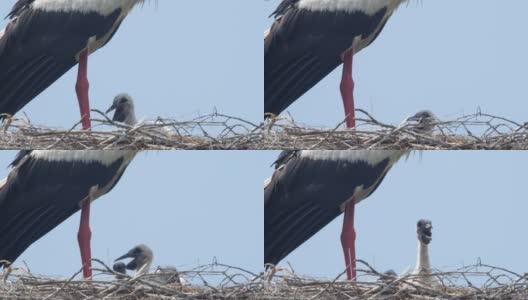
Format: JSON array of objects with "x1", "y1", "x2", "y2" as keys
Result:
[
  {"x1": 340, "y1": 48, "x2": 357, "y2": 281},
  {"x1": 340, "y1": 49, "x2": 355, "y2": 129},
  {"x1": 75, "y1": 49, "x2": 91, "y2": 130},
  {"x1": 341, "y1": 197, "x2": 357, "y2": 281},
  {"x1": 78, "y1": 187, "x2": 96, "y2": 279},
  {"x1": 76, "y1": 51, "x2": 93, "y2": 279}
]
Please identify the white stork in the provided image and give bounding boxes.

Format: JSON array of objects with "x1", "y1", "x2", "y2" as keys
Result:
[
  {"x1": 0, "y1": 150, "x2": 137, "y2": 278},
  {"x1": 407, "y1": 110, "x2": 437, "y2": 134},
  {"x1": 105, "y1": 93, "x2": 177, "y2": 139},
  {"x1": 265, "y1": 0, "x2": 408, "y2": 127},
  {"x1": 114, "y1": 244, "x2": 153, "y2": 276},
  {"x1": 113, "y1": 245, "x2": 185, "y2": 284},
  {"x1": 0, "y1": 0, "x2": 143, "y2": 129},
  {"x1": 413, "y1": 219, "x2": 437, "y2": 285},
  {"x1": 264, "y1": 150, "x2": 407, "y2": 280},
  {"x1": 106, "y1": 93, "x2": 138, "y2": 126}
]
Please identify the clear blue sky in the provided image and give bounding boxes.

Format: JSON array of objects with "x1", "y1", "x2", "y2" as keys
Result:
[
  {"x1": 263, "y1": 151, "x2": 528, "y2": 279},
  {"x1": 1, "y1": 151, "x2": 265, "y2": 277},
  {"x1": 2, "y1": 0, "x2": 527, "y2": 283},
  {"x1": 262, "y1": 0, "x2": 528, "y2": 127},
  {"x1": 0, "y1": 1, "x2": 262, "y2": 127},
  {"x1": 4, "y1": 150, "x2": 526, "y2": 280}
]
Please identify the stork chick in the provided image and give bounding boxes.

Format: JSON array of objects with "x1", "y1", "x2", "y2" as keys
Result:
[
  {"x1": 105, "y1": 93, "x2": 175, "y2": 139},
  {"x1": 113, "y1": 262, "x2": 127, "y2": 280},
  {"x1": 413, "y1": 219, "x2": 437, "y2": 285},
  {"x1": 106, "y1": 93, "x2": 138, "y2": 126},
  {"x1": 407, "y1": 110, "x2": 437, "y2": 134},
  {"x1": 115, "y1": 244, "x2": 154, "y2": 276}
]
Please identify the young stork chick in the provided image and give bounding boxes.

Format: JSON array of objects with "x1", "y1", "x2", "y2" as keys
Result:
[
  {"x1": 113, "y1": 261, "x2": 128, "y2": 280},
  {"x1": 407, "y1": 110, "x2": 437, "y2": 134},
  {"x1": 106, "y1": 93, "x2": 138, "y2": 126},
  {"x1": 115, "y1": 244, "x2": 154, "y2": 276},
  {"x1": 105, "y1": 93, "x2": 175, "y2": 139},
  {"x1": 378, "y1": 269, "x2": 397, "y2": 282},
  {"x1": 413, "y1": 219, "x2": 438, "y2": 285}
]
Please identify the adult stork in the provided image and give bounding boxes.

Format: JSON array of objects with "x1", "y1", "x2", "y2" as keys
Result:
[
  {"x1": 264, "y1": 150, "x2": 408, "y2": 280},
  {"x1": 0, "y1": 150, "x2": 137, "y2": 279},
  {"x1": 265, "y1": 0, "x2": 408, "y2": 127},
  {"x1": 0, "y1": 0, "x2": 144, "y2": 129}
]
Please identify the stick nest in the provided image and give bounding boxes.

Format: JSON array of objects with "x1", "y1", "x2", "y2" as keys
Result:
[
  {"x1": 2, "y1": 260, "x2": 528, "y2": 299},
  {"x1": 263, "y1": 109, "x2": 528, "y2": 150},
  {"x1": 0, "y1": 110, "x2": 261, "y2": 150},
  {"x1": 0, "y1": 110, "x2": 527, "y2": 149}
]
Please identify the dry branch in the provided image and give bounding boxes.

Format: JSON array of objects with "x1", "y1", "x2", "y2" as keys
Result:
[
  {"x1": 1, "y1": 110, "x2": 527, "y2": 149},
  {"x1": 262, "y1": 110, "x2": 528, "y2": 150},
  {"x1": 0, "y1": 111, "x2": 261, "y2": 150},
  {"x1": 2, "y1": 260, "x2": 528, "y2": 299}
]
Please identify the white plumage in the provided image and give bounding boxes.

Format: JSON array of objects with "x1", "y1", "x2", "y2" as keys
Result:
[{"x1": 31, "y1": 0, "x2": 141, "y2": 15}]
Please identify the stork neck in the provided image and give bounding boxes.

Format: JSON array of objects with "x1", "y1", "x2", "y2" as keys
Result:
[
  {"x1": 125, "y1": 110, "x2": 138, "y2": 126},
  {"x1": 415, "y1": 241, "x2": 431, "y2": 273},
  {"x1": 136, "y1": 260, "x2": 152, "y2": 276}
]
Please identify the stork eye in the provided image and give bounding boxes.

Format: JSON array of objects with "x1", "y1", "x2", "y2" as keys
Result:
[{"x1": 119, "y1": 98, "x2": 127, "y2": 104}]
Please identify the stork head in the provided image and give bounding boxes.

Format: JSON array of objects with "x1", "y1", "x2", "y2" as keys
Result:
[
  {"x1": 378, "y1": 269, "x2": 398, "y2": 281},
  {"x1": 407, "y1": 110, "x2": 437, "y2": 134},
  {"x1": 113, "y1": 261, "x2": 127, "y2": 279},
  {"x1": 416, "y1": 219, "x2": 433, "y2": 245},
  {"x1": 115, "y1": 244, "x2": 154, "y2": 275},
  {"x1": 106, "y1": 93, "x2": 138, "y2": 126}
]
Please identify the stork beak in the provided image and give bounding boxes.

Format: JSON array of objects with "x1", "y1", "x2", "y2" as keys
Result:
[
  {"x1": 407, "y1": 114, "x2": 419, "y2": 122},
  {"x1": 106, "y1": 103, "x2": 117, "y2": 115},
  {"x1": 114, "y1": 252, "x2": 132, "y2": 262}
]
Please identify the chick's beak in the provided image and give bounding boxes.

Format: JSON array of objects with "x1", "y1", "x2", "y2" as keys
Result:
[
  {"x1": 114, "y1": 252, "x2": 132, "y2": 262},
  {"x1": 106, "y1": 103, "x2": 117, "y2": 114}
]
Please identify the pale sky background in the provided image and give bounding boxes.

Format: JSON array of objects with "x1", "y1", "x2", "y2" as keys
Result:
[
  {"x1": 1, "y1": 150, "x2": 527, "y2": 280},
  {"x1": 263, "y1": 151, "x2": 528, "y2": 279},
  {"x1": 1, "y1": 0, "x2": 528, "y2": 284},
  {"x1": 0, "y1": 151, "x2": 265, "y2": 277},
  {"x1": 262, "y1": 0, "x2": 528, "y2": 127},
  {"x1": 0, "y1": 1, "x2": 262, "y2": 127}
]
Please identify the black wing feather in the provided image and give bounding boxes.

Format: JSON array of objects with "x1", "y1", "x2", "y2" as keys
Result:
[
  {"x1": 264, "y1": 7, "x2": 388, "y2": 117},
  {"x1": 264, "y1": 153, "x2": 392, "y2": 265},
  {"x1": 0, "y1": 153, "x2": 130, "y2": 267},
  {"x1": 0, "y1": 8, "x2": 122, "y2": 118},
  {"x1": 6, "y1": 0, "x2": 34, "y2": 19}
]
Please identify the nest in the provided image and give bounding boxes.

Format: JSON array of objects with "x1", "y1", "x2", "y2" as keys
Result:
[
  {"x1": 0, "y1": 111, "x2": 262, "y2": 150},
  {"x1": 262, "y1": 260, "x2": 528, "y2": 300},
  {"x1": 0, "y1": 109, "x2": 527, "y2": 149},
  {"x1": 1, "y1": 260, "x2": 262, "y2": 300},
  {"x1": 262, "y1": 109, "x2": 528, "y2": 150},
  {"x1": 2, "y1": 260, "x2": 528, "y2": 299}
]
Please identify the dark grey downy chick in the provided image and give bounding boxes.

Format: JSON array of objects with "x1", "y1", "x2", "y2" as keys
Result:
[
  {"x1": 378, "y1": 269, "x2": 397, "y2": 282},
  {"x1": 113, "y1": 261, "x2": 127, "y2": 280},
  {"x1": 417, "y1": 219, "x2": 433, "y2": 246},
  {"x1": 106, "y1": 93, "x2": 138, "y2": 126},
  {"x1": 114, "y1": 244, "x2": 154, "y2": 276},
  {"x1": 408, "y1": 110, "x2": 437, "y2": 134}
]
